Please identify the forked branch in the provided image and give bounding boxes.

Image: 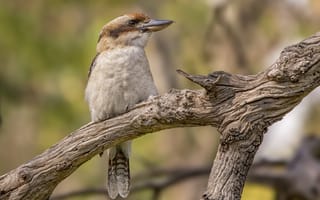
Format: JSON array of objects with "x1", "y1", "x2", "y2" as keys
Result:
[{"x1": 1, "y1": 33, "x2": 320, "y2": 200}]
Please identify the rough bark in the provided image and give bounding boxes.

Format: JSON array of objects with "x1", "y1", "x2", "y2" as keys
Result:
[{"x1": 1, "y1": 33, "x2": 320, "y2": 200}]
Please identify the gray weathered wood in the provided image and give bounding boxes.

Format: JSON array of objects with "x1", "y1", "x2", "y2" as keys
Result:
[{"x1": 1, "y1": 33, "x2": 320, "y2": 200}]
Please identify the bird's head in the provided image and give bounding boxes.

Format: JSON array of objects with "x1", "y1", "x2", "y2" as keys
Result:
[{"x1": 96, "y1": 13, "x2": 173, "y2": 52}]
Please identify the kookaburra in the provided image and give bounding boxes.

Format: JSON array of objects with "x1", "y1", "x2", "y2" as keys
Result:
[{"x1": 85, "y1": 13, "x2": 173, "y2": 199}]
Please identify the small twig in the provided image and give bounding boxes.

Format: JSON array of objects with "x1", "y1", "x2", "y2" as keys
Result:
[{"x1": 176, "y1": 69, "x2": 221, "y2": 91}]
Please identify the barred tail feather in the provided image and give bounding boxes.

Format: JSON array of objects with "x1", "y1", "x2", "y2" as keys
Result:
[
  {"x1": 116, "y1": 151, "x2": 130, "y2": 198},
  {"x1": 107, "y1": 158, "x2": 118, "y2": 199},
  {"x1": 107, "y1": 146, "x2": 130, "y2": 199}
]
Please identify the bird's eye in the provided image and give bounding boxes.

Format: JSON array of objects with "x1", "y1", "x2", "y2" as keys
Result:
[{"x1": 128, "y1": 19, "x2": 139, "y2": 26}]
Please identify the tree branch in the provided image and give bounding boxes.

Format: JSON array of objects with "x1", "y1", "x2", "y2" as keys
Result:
[
  {"x1": 50, "y1": 166, "x2": 211, "y2": 200},
  {"x1": 1, "y1": 33, "x2": 320, "y2": 200}
]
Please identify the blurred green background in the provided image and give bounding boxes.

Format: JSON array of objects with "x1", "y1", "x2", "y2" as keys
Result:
[{"x1": 1, "y1": 0, "x2": 320, "y2": 199}]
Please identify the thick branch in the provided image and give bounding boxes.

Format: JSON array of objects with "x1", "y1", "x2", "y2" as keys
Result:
[
  {"x1": 202, "y1": 33, "x2": 320, "y2": 200},
  {"x1": 1, "y1": 33, "x2": 320, "y2": 200}
]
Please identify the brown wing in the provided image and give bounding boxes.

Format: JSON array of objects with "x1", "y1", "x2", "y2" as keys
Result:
[{"x1": 88, "y1": 53, "x2": 100, "y2": 78}]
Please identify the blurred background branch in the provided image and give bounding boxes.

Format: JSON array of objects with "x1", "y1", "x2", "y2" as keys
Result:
[
  {"x1": 51, "y1": 166, "x2": 211, "y2": 200},
  {"x1": 249, "y1": 135, "x2": 320, "y2": 200}
]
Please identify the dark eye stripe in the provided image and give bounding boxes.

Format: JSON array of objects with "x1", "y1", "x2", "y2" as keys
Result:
[
  {"x1": 109, "y1": 26, "x2": 136, "y2": 38},
  {"x1": 128, "y1": 19, "x2": 139, "y2": 26}
]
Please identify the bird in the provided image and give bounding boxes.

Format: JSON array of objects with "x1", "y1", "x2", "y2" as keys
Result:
[{"x1": 85, "y1": 13, "x2": 173, "y2": 199}]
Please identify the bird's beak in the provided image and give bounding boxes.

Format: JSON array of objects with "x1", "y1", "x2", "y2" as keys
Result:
[{"x1": 140, "y1": 19, "x2": 173, "y2": 32}]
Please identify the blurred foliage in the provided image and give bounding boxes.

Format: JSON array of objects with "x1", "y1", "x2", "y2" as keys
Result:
[
  {"x1": 1, "y1": 0, "x2": 320, "y2": 200},
  {"x1": 243, "y1": 183, "x2": 274, "y2": 200}
]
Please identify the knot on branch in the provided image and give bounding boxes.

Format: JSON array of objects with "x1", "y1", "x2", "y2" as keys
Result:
[
  {"x1": 131, "y1": 89, "x2": 200, "y2": 131},
  {"x1": 220, "y1": 119, "x2": 266, "y2": 152},
  {"x1": 131, "y1": 103, "x2": 159, "y2": 131},
  {"x1": 0, "y1": 167, "x2": 32, "y2": 198},
  {"x1": 55, "y1": 160, "x2": 72, "y2": 171},
  {"x1": 18, "y1": 168, "x2": 32, "y2": 183},
  {"x1": 267, "y1": 33, "x2": 320, "y2": 83}
]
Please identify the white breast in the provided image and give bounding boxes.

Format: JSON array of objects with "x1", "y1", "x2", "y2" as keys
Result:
[{"x1": 85, "y1": 46, "x2": 158, "y2": 122}]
